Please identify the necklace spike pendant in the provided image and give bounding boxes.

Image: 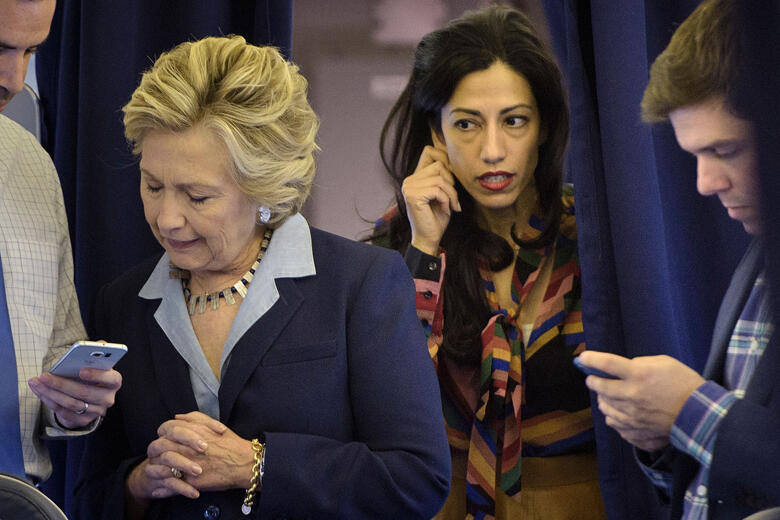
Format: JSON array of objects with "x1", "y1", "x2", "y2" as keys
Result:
[{"x1": 173, "y1": 229, "x2": 273, "y2": 315}]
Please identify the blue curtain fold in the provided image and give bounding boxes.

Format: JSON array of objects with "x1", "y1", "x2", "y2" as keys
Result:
[
  {"x1": 542, "y1": 1, "x2": 749, "y2": 518},
  {"x1": 738, "y1": 11, "x2": 780, "y2": 486},
  {"x1": 34, "y1": 2, "x2": 292, "y2": 514},
  {"x1": 737, "y1": 1, "x2": 780, "y2": 332}
]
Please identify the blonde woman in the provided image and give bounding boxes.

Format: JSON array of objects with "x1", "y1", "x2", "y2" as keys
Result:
[{"x1": 73, "y1": 36, "x2": 450, "y2": 520}]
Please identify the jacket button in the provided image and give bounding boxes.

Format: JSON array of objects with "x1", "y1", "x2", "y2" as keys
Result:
[
  {"x1": 427, "y1": 261, "x2": 438, "y2": 271},
  {"x1": 423, "y1": 290, "x2": 433, "y2": 299},
  {"x1": 204, "y1": 505, "x2": 221, "y2": 520}
]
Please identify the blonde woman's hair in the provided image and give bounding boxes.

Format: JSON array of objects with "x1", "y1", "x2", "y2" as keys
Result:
[{"x1": 123, "y1": 35, "x2": 319, "y2": 227}]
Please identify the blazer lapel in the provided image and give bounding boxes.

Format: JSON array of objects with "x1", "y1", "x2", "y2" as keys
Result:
[
  {"x1": 703, "y1": 238, "x2": 764, "y2": 380},
  {"x1": 219, "y1": 277, "x2": 303, "y2": 424},
  {"x1": 146, "y1": 302, "x2": 200, "y2": 415}
]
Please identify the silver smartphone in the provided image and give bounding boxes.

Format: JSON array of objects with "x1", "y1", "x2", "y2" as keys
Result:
[{"x1": 48, "y1": 340, "x2": 127, "y2": 379}]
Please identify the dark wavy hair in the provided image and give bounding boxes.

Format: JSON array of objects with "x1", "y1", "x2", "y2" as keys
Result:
[{"x1": 372, "y1": 4, "x2": 569, "y2": 364}]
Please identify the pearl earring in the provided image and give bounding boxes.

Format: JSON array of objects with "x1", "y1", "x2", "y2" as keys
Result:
[{"x1": 257, "y1": 205, "x2": 271, "y2": 224}]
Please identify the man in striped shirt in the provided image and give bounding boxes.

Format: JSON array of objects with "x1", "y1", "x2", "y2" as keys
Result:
[
  {"x1": 0, "y1": 0, "x2": 122, "y2": 483},
  {"x1": 577, "y1": 0, "x2": 779, "y2": 519}
]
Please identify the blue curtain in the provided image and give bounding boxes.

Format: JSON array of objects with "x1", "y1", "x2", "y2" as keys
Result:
[
  {"x1": 35, "y1": 1, "x2": 292, "y2": 514},
  {"x1": 738, "y1": 13, "x2": 780, "y2": 495},
  {"x1": 737, "y1": 1, "x2": 780, "y2": 330},
  {"x1": 542, "y1": 1, "x2": 750, "y2": 518}
]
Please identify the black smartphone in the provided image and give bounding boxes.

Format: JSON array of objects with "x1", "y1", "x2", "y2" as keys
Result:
[
  {"x1": 573, "y1": 356, "x2": 619, "y2": 379},
  {"x1": 48, "y1": 341, "x2": 127, "y2": 379}
]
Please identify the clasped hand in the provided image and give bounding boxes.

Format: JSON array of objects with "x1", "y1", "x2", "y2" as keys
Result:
[
  {"x1": 127, "y1": 411, "x2": 255, "y2": 501},
  {"x1": 577, "y1": 352, "x2": 706, "y2": 452}
]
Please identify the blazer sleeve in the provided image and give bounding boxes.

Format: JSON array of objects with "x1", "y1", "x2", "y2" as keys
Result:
[
  {"x1": 708, "y1": 398, "x2": 780, "y2": 510},
  {"x1": 258, "y1": 249, "x2": 451, "y2": 519},
  {"x1": 706, "y1": 341, "x2": 780, "y2": 517}
]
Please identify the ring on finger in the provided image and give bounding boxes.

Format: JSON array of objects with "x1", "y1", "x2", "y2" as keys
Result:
[
  {"x1": 170, "y1": 466, "x2": 183, "y2": 479},
  {"x1": 75, "y1": 401, "x2": 89, "y2": 415}
]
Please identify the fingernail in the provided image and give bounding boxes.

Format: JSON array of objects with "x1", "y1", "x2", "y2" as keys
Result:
[
  {"x1": 197, "y1": 440, "x2": 208, "y2": 451},
  {"x1": 192, "y1": 465, "x2": 202, "y2": 475}
]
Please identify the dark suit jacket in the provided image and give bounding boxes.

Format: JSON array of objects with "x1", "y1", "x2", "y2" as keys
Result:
[
  {"x1": 73, "y1": 227, "x2": 451, "y2": 520},
  {"x1": 670, "y1": 239, "x2": 780, "y2": 519}
]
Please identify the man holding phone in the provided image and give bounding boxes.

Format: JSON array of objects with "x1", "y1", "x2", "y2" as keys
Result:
[
  {"x1": 577, "y1": 0, "x2": 779, "y2": 518},
  {"x1": 0, "y1": 0, "x2": 121, "y2": 483}
]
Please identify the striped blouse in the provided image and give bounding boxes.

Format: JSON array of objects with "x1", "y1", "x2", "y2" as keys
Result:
[{"x1": 405, "y1": 187, "x2": 595, "y2": 518}]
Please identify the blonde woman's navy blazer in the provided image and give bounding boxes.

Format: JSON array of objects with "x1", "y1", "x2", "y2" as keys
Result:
[{"x1": 73, "y1": 227, "x2": 451, "y2": 520}]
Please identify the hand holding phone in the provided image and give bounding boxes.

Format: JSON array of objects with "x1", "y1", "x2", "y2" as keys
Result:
[
  {"x1": 49, "y1": 341, "x2": 127, "y2": 379},
  {"x1": 573, "y1": 355, "x2": 619, "y2": 379}
]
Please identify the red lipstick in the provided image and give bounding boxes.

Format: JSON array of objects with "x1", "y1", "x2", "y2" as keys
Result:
[{"x1": 477, "y1": 171, "x2": 515, "y2": 191}]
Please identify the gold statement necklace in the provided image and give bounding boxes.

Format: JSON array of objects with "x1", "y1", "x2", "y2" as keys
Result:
[{"x1": 169, "y1": 229, "x2": 273, "y2": 315}]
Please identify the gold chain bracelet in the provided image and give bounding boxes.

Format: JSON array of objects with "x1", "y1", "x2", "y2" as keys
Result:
[{"x1": 241, "y1": 438, "x2": 266, "y2": 515}]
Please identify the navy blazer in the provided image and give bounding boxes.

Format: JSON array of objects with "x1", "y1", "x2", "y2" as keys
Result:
[
  {"x1": 670, "y1": 239, "x2": 780, "y2": 519},
  {"x1": 73, "y1": 227, "x2": 450, "y2": 520}
]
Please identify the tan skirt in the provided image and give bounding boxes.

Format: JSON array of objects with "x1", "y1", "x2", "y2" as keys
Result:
[{"x1": 433, "y1": 452, "x2": 607, "y2": 520}]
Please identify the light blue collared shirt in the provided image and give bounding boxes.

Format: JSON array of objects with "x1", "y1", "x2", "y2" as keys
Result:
[{"x1": 138, "y1": 213, "x2": 316, "y2": 420}]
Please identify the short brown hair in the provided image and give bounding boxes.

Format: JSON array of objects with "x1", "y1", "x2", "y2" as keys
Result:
[{"x1": 641, "y1": 0, "x2": 739, "y2": 122}]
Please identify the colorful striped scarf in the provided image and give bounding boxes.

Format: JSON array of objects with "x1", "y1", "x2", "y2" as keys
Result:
[{"x1": 429, "y1": 190, "x2": 590, "y2": 519}]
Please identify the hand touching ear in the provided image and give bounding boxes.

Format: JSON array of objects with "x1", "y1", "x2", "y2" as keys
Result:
[{"x1": 402, "y1": 143, "x2": 461, "y2": 256}]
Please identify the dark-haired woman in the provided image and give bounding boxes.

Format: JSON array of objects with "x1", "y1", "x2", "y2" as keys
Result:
[{"x1": 373, "y1": 5, "x2": 606, "y2": 520}]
